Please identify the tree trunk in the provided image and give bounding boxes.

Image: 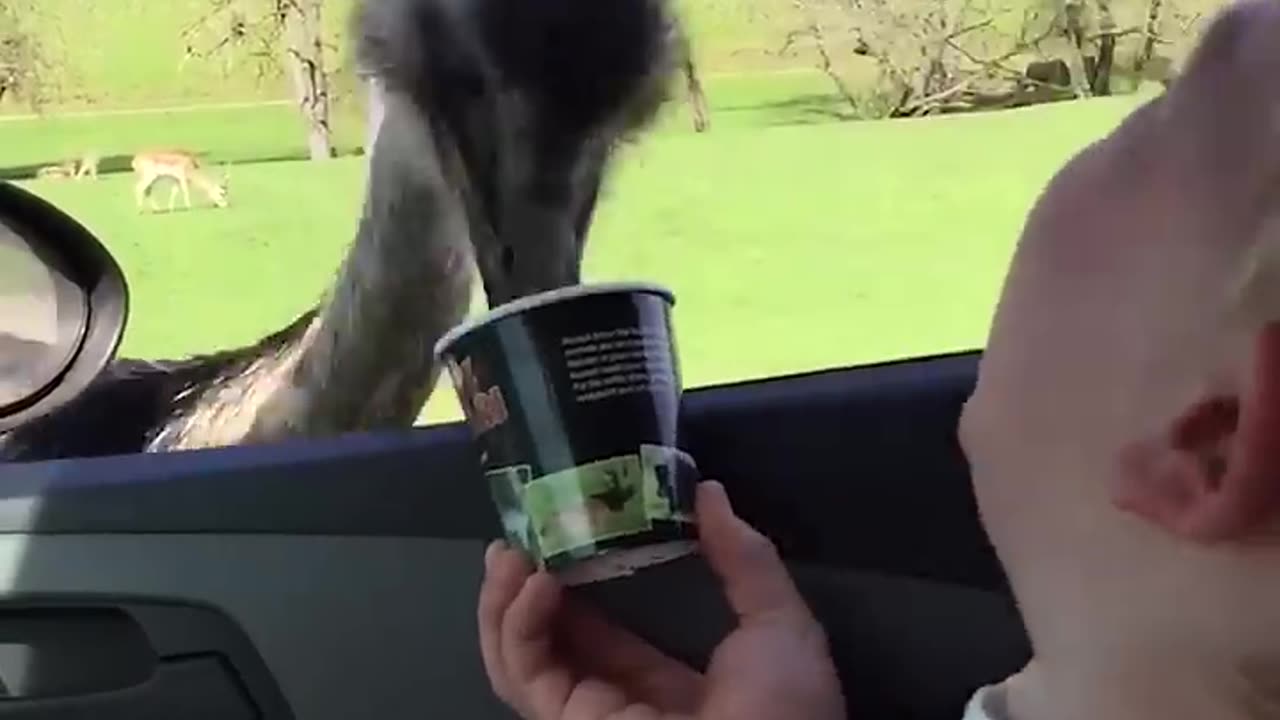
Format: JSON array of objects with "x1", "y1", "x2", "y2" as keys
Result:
[
  {"x1": 674, "y1": 30, "x2": 710, "y2": 133},
  {"x1": 283, "y1": 0, "x2": 335, "y2": 161},
  {"x1": 1092, "y1": 0, "x2": 1116, "y2": 95},
  {"x1": 807, "y1": 20, "x2": 859, "y2": 115},
  {"x1": 1060, "y1": 0, "x2": 1092, "y2": 98},
  {"x1": 683, "y1": 55, "x2": 711, "y2": 133},
  {"x1": 790, "y1": 0, "x2": 858, "y2": 115},
  {"x1": 1135, "y1": 0, "x2": 1164, "y2": 73}
]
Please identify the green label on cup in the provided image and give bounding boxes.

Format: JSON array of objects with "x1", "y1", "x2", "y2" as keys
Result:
[
  {"x1": 439, "y1": 285, "x2": 699, "y2": 576},
  {"x1": 485, "y1": 444, "x2": 696, "y2": 569}
]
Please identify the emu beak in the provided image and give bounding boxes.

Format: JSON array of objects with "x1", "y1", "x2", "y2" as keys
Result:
[
  {"x1": 471, "y1": 204, "x2": 582, "y2": 307},
  {"x1": 468, "y1": 148, "x2": 607, "y2": 308}
]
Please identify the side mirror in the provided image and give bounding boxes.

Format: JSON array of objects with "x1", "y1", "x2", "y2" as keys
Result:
[{"x1": 0, "y1": 182, "x2": 128, "y2": 432}]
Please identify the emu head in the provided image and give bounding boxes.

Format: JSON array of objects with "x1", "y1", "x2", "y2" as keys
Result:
[{"x1": 355, "y1": 0, "x2": 677, "y2": 305}]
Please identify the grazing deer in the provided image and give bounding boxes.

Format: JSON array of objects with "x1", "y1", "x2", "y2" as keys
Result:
[
  {"x1": 34, "y1": 161, "x2": 76, "y2": 181},
  {"x1": 35, "y1": 152, "x2": 98, "y2": 182},
  {"x1": 131, "y1": 150, "x2": 230, "y2": 213},
  {"x1": 73, "y1": 151, "x2": 100, "y2": 181},
  {"x1": 2, "y1": 0, "x2": 678, "y2": 461}
]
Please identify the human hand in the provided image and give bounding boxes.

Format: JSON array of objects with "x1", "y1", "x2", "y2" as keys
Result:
[{"x1": 477, "y1": 480, "x2": 846, "y2": 720}]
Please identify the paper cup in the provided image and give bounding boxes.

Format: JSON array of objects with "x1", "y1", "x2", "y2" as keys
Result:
[{"x1": 435, "y1": 282, "x2": 699, "y2": 585}]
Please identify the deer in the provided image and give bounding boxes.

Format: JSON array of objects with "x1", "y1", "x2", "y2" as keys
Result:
[
  {"x1": 34, "y1": 161, "x2": 76, "y2": 181},
  {"x1": 73, "y1": 151, "x2": 100, "y2": 181},
  {"x1": 34, "y1": 152, "x2": 98, "y2": 182},
  {"x1": 1, "y1": 0, "x2": 679, "y2": 462},
  {"x1": 131, "y1": 150, "x2": 230, "y2": 213}
]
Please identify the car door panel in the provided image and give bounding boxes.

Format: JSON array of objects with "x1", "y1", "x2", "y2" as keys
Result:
[
  {"x1": 0, "y1": 536, "x2": 505, "y2": 720},
  {"x1": 0, "y1": 600, "x2": 288, "y2": 719},
  {"x1": 682, "y1": 350, "x2": 1005, "y2": 591},
  {"x1": 0, "y1": 349, "x2": 1029, "y2": 720},
  {"x1": 0, "y1": 351, "x2": 996, "y2": 586}
]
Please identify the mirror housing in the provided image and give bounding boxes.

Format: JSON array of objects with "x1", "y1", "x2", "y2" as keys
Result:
[{"x1": 0, "y1": 182, "x2": 128, "y2": 432}]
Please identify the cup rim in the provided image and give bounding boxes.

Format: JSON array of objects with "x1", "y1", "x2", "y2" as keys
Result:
[{"x1": 433, "y1": 281, "x2": 676, "y2": 359}]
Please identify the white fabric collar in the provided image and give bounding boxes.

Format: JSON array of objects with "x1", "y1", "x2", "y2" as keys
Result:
[{"x1": 963, "y1": 681, "x2": 1012, "y2": 720}]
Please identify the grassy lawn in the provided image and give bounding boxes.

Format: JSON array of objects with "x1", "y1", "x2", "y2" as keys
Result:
[
  {"x1": 7, "y1": 0, "x2": 817, "y2": 115},
  {"x1": 0, "y1": 103, "x2": 367, "y2": 179},
  {"x1": 8, "y1": 74, "x2": 1150, "y2": 424},
  {"x1": 0, "y1": 71, "x2": 846, "y2": 175}
]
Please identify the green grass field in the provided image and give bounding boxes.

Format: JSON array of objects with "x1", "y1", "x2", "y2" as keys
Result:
[
  {"x1": 7, "y1": 71, "x2": 1151, "y2": 425},
  {"x1": 5, "y1": 0, "x2": 816, "y2": 114}
]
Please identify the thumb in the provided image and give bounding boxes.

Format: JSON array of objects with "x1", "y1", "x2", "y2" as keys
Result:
[{"x1": 696, "y1": 481, "x2": 812, "y2": 623}]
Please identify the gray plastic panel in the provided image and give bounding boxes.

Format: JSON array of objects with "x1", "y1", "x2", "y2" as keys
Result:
[
  {"x1": 0, "y1": 657, "x2": 255, "y2": 720},
  {"x1": 0, "y1": 535, "x2": 513, "y2": 720},
  {"x1": 0, "y1": 350, "x2": 1030, "y2": 720},
  {"x1": 0, "y1": 533, "x2": 1028, "y2": 720},
  {"x1": 0, "y1": 601, "x2": 292, "y2": 717},
  {"x1": 0, "y1": 352, "x2": 996, "y2": 590},
  {"x1": 0, "y1": 608, "x2": 154, "y2": 698}
]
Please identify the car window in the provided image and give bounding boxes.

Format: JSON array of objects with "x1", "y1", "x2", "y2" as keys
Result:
[{"x1": 1, "y1": 0, "x2": 1221, "y2": 453}]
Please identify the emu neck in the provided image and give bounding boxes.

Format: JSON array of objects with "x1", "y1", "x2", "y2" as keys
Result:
[{"x1": 153, "y1": 92, "x2": 473, "y2": 450}]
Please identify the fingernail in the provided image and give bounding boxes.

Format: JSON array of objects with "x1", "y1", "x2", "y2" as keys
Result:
[{"x1": 484, "y1": 539, "x2": 506, "y2": 569}]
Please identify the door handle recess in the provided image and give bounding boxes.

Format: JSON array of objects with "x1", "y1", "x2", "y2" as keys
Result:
[
  {"x1": 0, "y1": 602, "x2": 292, "y2": 719},
  {"x1": 0, "y1": 655, "x2": 256, "y2": 719}
]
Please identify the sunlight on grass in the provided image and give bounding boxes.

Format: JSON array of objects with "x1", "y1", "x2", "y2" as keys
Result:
[{"x1": 11, "y1": 77, "x2": 1148, "y2": 426}]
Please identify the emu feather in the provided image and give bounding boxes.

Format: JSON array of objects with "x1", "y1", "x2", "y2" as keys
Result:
[{"x1": 1, "y1": 0, "x2": 677, "y2": 462}]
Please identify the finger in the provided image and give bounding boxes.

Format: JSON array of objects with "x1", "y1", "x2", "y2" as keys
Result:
[
  {"x1": 696, "y1": 481, "x2": 812, "y2": 623},
  {"x1": 501, "y1": 570, "x2": 575, "y2": 718},
  {"x1": 610, "y1": 706, "x2": 664, "y2": 720},
  {"x1": 558, "y1": 595, "x2": 704, "y2": 712},
  {"x1": 477, "y1": 541, "x2": 530, "y2": 704},
  {"x1": 560, "y1": 677, "x2": 630, "y2": 718}
]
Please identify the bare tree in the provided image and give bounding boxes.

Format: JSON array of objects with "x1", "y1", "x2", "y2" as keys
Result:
[
  {"x1": 282, "y1": 0, "x2": 335, "y2": 160},
  {"x1": 1133, "y1": 0, "x2": 1206, "y2": 83},
  {"x1": 1045, "y1": 0, "x2": 1128, "y2": 97},
  {"x1": 1060, "y1": 0, "x2": 1208, "y2": 95},
  {"x1": 0, "y1": 0, "x2": 56, "y2": 110},
  {"x1": 769, "y1": 0, "x2": 1222, "y2": 118},
  {"x1": 1054, "y1": 0, "x2": 1092, "y2": 96},
  {"x1": 780, "y1": 0, "x2": 863, "y2": 115},
  {"x1": 677, "y1": 31, "x2": 712, "y2": 133},
  {"x1": 777, "y1": 0, "x2": 1070, "y2": 118},
  {"x1": 1134, "y1": 0, "x2": 1165, "y2": 72},
  {"x1": 182, "y1": 0, "x2": 336, "y2": 160}
]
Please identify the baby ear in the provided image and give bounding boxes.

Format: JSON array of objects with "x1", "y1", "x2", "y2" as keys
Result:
[{"x1": 1112, "y1": 324, "x2": 1280, "y2": 543}]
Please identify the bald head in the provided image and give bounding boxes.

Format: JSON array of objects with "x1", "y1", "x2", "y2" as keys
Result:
[
  {"x1": 958, "y1": 3, "x2": 1280, "y2": 713},
  {"x1": 1154, "y1": 0, "x2": 1280, "y2": 226}
]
